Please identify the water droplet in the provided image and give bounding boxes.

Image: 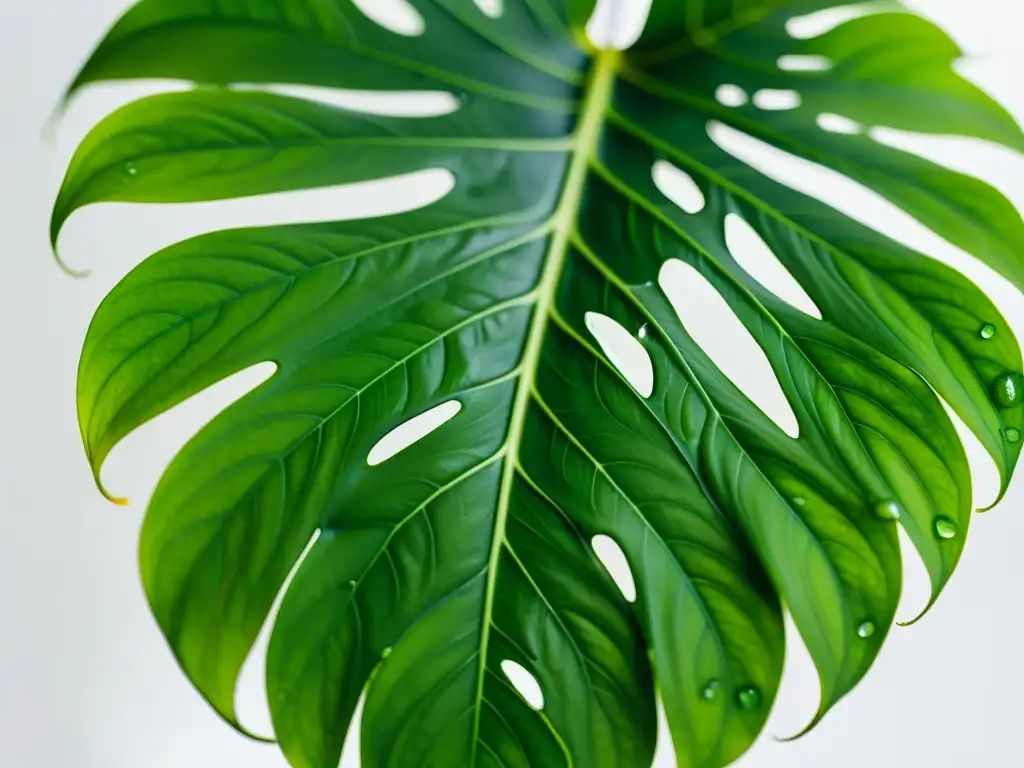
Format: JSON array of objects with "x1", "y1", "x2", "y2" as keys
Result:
[
  {"x1": 792, "y1": 496, "x2": 806, "y2": 507},
  {"x1": 934, "y1": 517, "x2": 958, "y2": 540},
  {"x1": 856, "y1": 620, "x2": 876, "y2": 639},
  {"x1": 348, "y1": 580, "x2": 357, "y2": 589},
  {"x1": 123, "y1": 161, "x2": 139, "y2": 177},
  {"x1": 992, "y1": 373, "x2": 1023, "y2": 408},
  {"x1": 638, "y1": 324, "x2": 648, "y2": 340},
  {"x1": 736, "y1": 686, "x2": 761, "y2": 710},
  {"x1": 1007, "y1": 427, "x2": 1021, "y2": 443},
  {"x1": 702, "y1": 680, "x2": 721, "y2": 700},
  {"x1": 381, "y1": 646, "x2": 393, "y2": 659},
  {"x1": 874, "y1": 500, "x2": 901, "y2": 521},
  {"x1": 980, "y1": 323, "x2": 997, "y2": 340}
]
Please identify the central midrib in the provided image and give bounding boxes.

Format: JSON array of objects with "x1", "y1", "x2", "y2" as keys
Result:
[{"x1": 468, "y1": 48, "x2": 620, "y2": 761}]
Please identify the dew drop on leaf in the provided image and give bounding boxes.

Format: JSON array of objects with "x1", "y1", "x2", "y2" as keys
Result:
[
  {"x1": 1006, "y1": 427, "x2": 1021, "y2": 443},
  {"x1": 736, "y1": 687, "x2": 761, "y2": 710},
  {"x1": 980, "y1": 323, "x2": 997, "y2": 340},
  {"x1": 792, "y1": 496, "x2": 806, "y2": 507},
  {"x1": 123, "y1": 162, "x2": 138, "y2": 177},
  {"x1": 934, "y1": 517, "x2": 958, "y2": 540},
  {"x1": 874, "y1": 500, "x2": 901, "y2": 521},
  {"x1": 381, "y1": 646, "x2": 393, "y2": 659},
  {"x1": 992, "y1": 373, "x2": 1023, "y2": 408},
  {"x1": 348, "y1": 580, "x2": 357, "y2": 589},
  {"x1": 856, "y1": 620, "x2": 876, "y2": 639},
  {"x1": 702, "y1": 680, "x2": 721, "y2": 701}
]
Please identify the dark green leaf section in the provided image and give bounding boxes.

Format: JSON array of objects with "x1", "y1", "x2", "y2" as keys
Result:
[{"x1": 55, "y1": 1, "x2": 1022, "y2": 767}]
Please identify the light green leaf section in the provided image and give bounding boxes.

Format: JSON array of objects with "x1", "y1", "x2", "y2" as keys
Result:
[{"x1": 53, "y1": 0, "x2": 1023, "y2": 766}]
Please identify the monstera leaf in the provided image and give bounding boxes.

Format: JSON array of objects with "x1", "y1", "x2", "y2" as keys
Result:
[{"x1": 52, "y1": 0, "x2": 1024, "y2": 766}]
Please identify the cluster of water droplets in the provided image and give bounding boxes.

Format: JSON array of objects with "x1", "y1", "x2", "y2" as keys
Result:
[
  {"x1": 696, "y1": 679, "x2": 762, "y2": 711},
  {"x1": 977, "y1": 324, "x2": 1024, "y2": 438}
]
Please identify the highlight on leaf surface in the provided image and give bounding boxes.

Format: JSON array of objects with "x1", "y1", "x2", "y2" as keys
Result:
[{"x1": 52, "y1": 1, "x2": 1023, "y2": 766}]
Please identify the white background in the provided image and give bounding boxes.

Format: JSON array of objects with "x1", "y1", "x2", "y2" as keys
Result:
[{"x1": 2, "y1": 0, "x2": 1024, "y2": 766}]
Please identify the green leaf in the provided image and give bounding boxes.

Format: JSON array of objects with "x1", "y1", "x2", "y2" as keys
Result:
[{"x1": 54, "y1": 1, "x2": 1023, "y2": 766}]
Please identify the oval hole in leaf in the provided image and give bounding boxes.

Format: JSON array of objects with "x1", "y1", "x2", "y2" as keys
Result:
[
  {"x1": 785, "y1": 2, "x2": 890, "y2": 40},
  {"x1": 777, "y1": 54, "x2": 832, "y2": 72},
  {"x1": 658, "y1": 260, "x2": 801, "y2": 438},
  {"x1": 473, "y1": 0, "x2": 503, "y2": 17},
  {"x1": 653, "y1": 161, "x2": 706, "y2": 214},
  {"x1": 584, "y1": 312, "x2": 654, "y2": 398},
  {"x1": 753, "y1": 89, "x2": 802, "y2": 111},
  {"x1": 817, "y1": 113, "x2": 863, "y2": 135},
  {"x1": 715, "y1": 84, "x2": 748, "y2": 108},
  {"x1": 586, "y1": 0, "x2": 654, "y2": 51},
  {"x1": 500, "y1": 660, "x2": 545, "y2": 710},
  {"x1": 231, "y1": 84, "x2": 460, "y2": 117},
  {"x1": 724, "y1": 213, "x2": 822, "y2": 319},
  {"x1": 367, "y1": 401, "x2": 463, "y2": 467},
  {"x1": 236, "y1": 529, "x2": 322, "y2": 737},
  {"x1": 591, "y1": 535, "x2": 637, "y2": 602},
  {"x1": 351, "y1": 0, "x2": 425, "y2": 37}
]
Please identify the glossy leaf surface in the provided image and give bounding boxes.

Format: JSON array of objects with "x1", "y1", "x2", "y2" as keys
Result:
[{"x1": 54, "y1": 1, "x2": 1024, "y2": 766}]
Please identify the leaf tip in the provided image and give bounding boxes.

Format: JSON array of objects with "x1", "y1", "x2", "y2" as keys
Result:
[
  {"x1": 897, "y1": 596, "x2": 938, "y2": 627},
  {"x1": 774, "y1": 712, "x2": 826, "y2": 744},
  {"x1": 977, "y1": 494, "x2": 1004, "y2": 514},
  {"x1": 40, "y1": 93, "x2": 72, "y2": 147},
  {"x1": 50, "y1": 208, "x2": 89, "y2": 276},
  {"x1": 94, "y1": 471, "x2": 129, "y2": 506},
  {"x1": 53, "y1": 246, "x2": 91, "y2": 278},
  {"x1": 101, "y1": 484, "x2": 130, "y2": 506}
]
